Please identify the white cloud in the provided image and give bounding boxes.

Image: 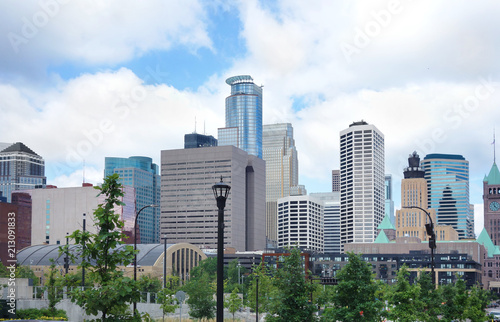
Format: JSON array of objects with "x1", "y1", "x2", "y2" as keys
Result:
[{"x1": 0, "y1": 0, "x2": 212, "y2": 73}]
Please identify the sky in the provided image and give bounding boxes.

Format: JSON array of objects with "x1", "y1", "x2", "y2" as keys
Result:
[{"x1": 1, "y1": 0, "x2": 500, "y2": 236}]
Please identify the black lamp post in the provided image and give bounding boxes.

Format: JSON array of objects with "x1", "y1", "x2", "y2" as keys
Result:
[
  {"x1": 403, "y1": 205, "x2": 436, "y2": 285},
  {"x1": 133, "y1": 204, "x2": 158, "y2": 316},
  {"x1": 82, "y1": 213, "x2": 86, "y2": 288},
  {"x1": 163, "y1": 235, "x2": 167, "y2": 289},
  {"x1": 212, "y1": 177, "x2": 231, "y2": 322},
  {"x1": 255, "y1": 275, "x2": 259, "y2": 322}
]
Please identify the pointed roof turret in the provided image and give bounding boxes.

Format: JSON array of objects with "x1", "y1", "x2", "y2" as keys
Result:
[
  {"x1": 477, "y1": 228, "x2": 500, "y2": 257},
  {"x1": 374, "y1": 230, "x2": 390, "y2": 243},
  {"x1": 377, "y1": 214, "x2": 396, "y2": 230},
  {"x1": 484, "y1": 163, "x2": 500, "y2": 185}
]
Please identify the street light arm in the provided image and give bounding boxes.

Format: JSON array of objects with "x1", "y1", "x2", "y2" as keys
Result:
[{"x1": 402, "y1": 205, "x2": 433, "y2": 226}]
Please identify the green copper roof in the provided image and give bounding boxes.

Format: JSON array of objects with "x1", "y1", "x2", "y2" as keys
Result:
[
  {"x1": 477, "y1": 228, "x2": 500, "y2": 257},
  {"x1": 374, "y1": 230, "x2": 390, "y2": 244},
  {"x1": 484, "y1": 163, "x2": 500, "y2": 184},
  {"x1": 377, "y1": 214, "x2": 396, "y2": 230}
]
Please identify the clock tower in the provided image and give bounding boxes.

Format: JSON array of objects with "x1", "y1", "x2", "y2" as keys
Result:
[{"x1": 483, "y1": 162, "x2": 500, "y2": 245}]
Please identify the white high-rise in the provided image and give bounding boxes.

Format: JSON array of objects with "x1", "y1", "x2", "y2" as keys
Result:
[
  {"x1": 340, "y1": 121, "x2": 385, "y2": 250},
  {"x1": 263, "y1": 123, "x2": 299, "y2": 246}
]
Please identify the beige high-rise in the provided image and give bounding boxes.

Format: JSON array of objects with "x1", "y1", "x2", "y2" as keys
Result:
[{"x1": 396, "y1": 152, "x2": 458, "y2": 241}]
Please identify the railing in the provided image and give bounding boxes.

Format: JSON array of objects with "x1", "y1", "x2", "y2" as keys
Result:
[{"x1": 32, "y1": 286, "x2": 163, "y2": 304}]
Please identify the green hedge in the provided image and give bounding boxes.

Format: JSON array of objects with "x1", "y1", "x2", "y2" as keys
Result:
[{"x1": 15, "y1": 308, "x2": 68, "y2": 320}]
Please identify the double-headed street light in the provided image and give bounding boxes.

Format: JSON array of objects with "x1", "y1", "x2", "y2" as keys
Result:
[
  {"x1": 403, "y1": 205, "x2": 436, "y2": 285},
  {"x1": 212, "y1": 177, "x2": 231, "y2": 322},
  {"x1": 133, "y1": 204, "x2": 158, "y2": 316}
]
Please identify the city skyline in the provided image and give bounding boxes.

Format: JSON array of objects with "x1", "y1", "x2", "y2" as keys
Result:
[{"x1": 1, "y1": 2, "x2": 500, "y2": 236}]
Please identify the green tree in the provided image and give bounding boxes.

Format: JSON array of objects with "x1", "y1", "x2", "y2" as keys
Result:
[
  {"x1": 246, "y1": 264, "x2": 275, "y2": 314},
  {"x1": 385, "y1": 265, "x2": 423, "y2": 322},
  {"x1": 45, "y1": 262, "x2": 64, "y2": 317},
  {"x1": 416, "y1": 271, "x2": 441, "y2": 322},
  {"x1": 266, "y1": 247, "x2": 316, "y2": 322},
  {"x1": 226, "y1": 259, "x2": 245, "y2": 293},
  {"x1": 61, "y1": 173, "x2": 140, "y2": 321},
  {"x1": 225, "y1": 288, "x2": 243, "y2": 321},
  {"x1": 16, "y1": 265, "x2": 40, "y2": 286},
  {"x1": 157, "y1": 287, "x2": 178, "y2": 315},
  {"x1": 464, "y1": 284, "x2": 491, "y2": 322},
  {"x1": 322, "y1": 252, "x2": 383, "y2": 322},
  {"x1": 185, "y1": 271, "x2": 216, "y2": 321},
  {"x1": 440, "y1": 277, "x2": 468, "y2": 322}
]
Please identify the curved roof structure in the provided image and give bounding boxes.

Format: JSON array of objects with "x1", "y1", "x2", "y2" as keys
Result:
[
  {"x1": 226, "y1": 75, "x2": 253, "y2": 85},
  {"x1": 17, "y1": 243, "x2": 201, "y2": 267}
]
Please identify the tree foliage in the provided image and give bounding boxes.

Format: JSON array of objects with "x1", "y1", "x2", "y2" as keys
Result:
[
  {"x1": 184, "y1": 271, "x2": 216, "y2": 321},
  {"x1": 323, "y1": 252, "x2": 383, "y2": 321},
  {"x1": 225, "y1": 288, "x2": 243, "y2": 321},
  {"x1": 385, "y1": 265, "x2": 422, "y2": 322},
  {"x1": 246, "y1": 263, "x2": 276, "y2": 314},
  {"x1": 266, "y1": 247, "x2": 316, "y2": 322},
  {"x1": 61, "y1": 173, "x2": 140, "y2": 321}
]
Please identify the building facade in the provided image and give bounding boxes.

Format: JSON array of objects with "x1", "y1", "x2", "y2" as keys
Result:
[
  {"x1": 421, "y1": 154, "x2": 473, "y2": 239},
  {"x1": 311, "y1": 192, "x2": 340, "y2": 253},
  {"x1": 15, "y1": 185, "x2": 135, "y2": 245},
  {"x1": 218, "y1": 75, "x2": 263, "y2": 159},
  {"x1": 184, "y1": 133, "x2": 218, "y2": 149},
  {"x1": 339, "y1": 121, "x2": 385, "y2": 250},
  {"x1": 0, "y1": 142, "x2": 46, "y2": 202},
  {"x1": 395, "y1": 152, "x2": 458, "y2": 241},
  {"x1": 332, "y1": 170, "x2": 340, "y2": 192},
  {"x1": 160, "y1": 145, "x2": 265, "y2": 251},
  {"x1": 385, "y1": 175, "x2": 395, "y2": 225},
  {"x1": 277, "y1": 195, "x2": 324, "y2": 252},
  {"x1": 263, "y1": 123, "x2": 299, "y2": 247},
  {"x1": 105, "y1": 156, "x2": 161, "y2": 243}
]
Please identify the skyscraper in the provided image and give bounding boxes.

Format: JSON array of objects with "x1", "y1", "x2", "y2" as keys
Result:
[
  {"x1": 277, "y1": 195, "x2": 324, "y2": 252},
  {"x1": 160, "y1": 145, "x2": 265, "y2": 251},
  {"x1": 385, "y1": 174, "x2": 395, "y2": 225},
  {"x1": 339, "y1": 121, "x2": 385, "y2": 249},
  {"x1": 332, "y1": 170, "x2": 340, "y2": 192},
  {"x1": 263, "y1": 123, "x2": 299, "y2": 246},
  {"x1": 311, "y1": 192, "x2": 340, "y2": 253},
  {"x1": 184, "y1": 133, "x2": 218, "y2": 149},
  {"x1": 218, "y1": 75, "x2": 263, "y2": 159},
  {"x1": 483, "y1": 162, "x2": 500, "y2": 244},
  {"x1": 421, "y1": 154, "x2": 473, "y2": 239},
  {"x1": 105, "y1": 156, "x2": 160, "y2": 243},
  {"x1": 0, "y1": 142, "x2": 46, "y2": 202},
  {"x1": 395, "y1": 151, "x2": 459, "y2": 241}
]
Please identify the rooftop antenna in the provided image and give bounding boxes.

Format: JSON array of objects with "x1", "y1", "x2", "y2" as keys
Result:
[
  {"x1": 83, "y1": 159, "x2": 86, "y2": 184},
  {"x1": 194, "y1": 116, "x2": 197, "y2": 134},
  {"x1": 204, "y1": 120, "x2": 206, "y2": 135}
]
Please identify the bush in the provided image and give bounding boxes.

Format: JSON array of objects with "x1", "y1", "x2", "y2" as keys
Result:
[{"x1": 16, "y1": 307, "x2": 68, "y2": 320}]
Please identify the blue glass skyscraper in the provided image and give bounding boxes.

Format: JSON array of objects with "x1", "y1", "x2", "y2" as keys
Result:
[
  {"x1": 218, "y1": 75, "x2": 263, "y2": 159},
  {"x1": 421, "y1": 153, "x2": 473, "y2": 239},
  {"x1": 104, "y1": 156, "x2": 160, "y2": 243}
]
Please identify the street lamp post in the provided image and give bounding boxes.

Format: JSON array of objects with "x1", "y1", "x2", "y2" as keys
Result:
[
  {"x1": 403, "y1": 205, "x2": 436, "y2": 285},
  {"x1": 82, "y1": 213, "x2": 86, "y2": 288},
  {"x1": 255, "y1": 275, "x2": 259, "y2": 322},
  {"x1": 163, "y1": 235, "x2": 167, "y2": 289},
  {"x1": 133, "y1": 204, "x2": 158, "y2": 316},
  {"x1": 212, "y1": 177, "x2": 231, "y2": 322}
]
